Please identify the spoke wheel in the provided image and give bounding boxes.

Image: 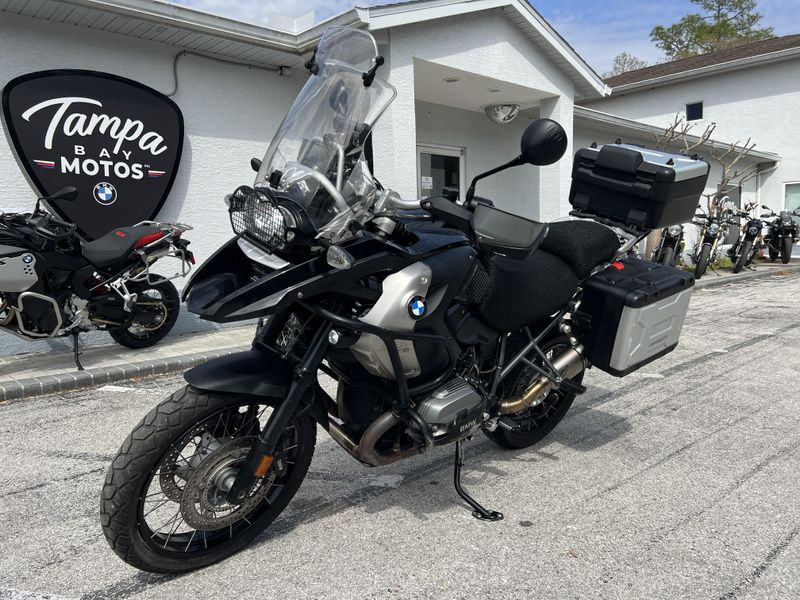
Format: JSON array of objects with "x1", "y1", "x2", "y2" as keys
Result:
[
  {"x1": 101, "y1": 387, "x2": 316, "y2": 573},
  {"x1": 484, "y1": 335, "x2": 583, "y2": 449},
  {"x1": 108, "y1": 278, "x2": 179, "y2": 349}
]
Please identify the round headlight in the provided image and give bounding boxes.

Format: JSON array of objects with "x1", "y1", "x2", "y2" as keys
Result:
[
  {"x1": 748, "y1": 226, "x2": 759, "y2": 236},
  {"x1": 667, "y1": 224, "x2": 682, "y2": 237},
  {"x1": 708, "y1": 223, "x2": 720, "y2": 236}
]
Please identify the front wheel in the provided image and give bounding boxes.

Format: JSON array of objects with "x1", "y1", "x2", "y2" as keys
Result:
[
  {"x1": 781, "y1": 237, "x2": 793, "y2": 264},
  {"x1": 733, "y1": 240, "x2": 752, "y2": 273},
  {"x1": 108, "y1": 277, "x2": 180, "y2": 349},
  {"x1": 694, "y1": 244, "x2": 712, "y2": 279},
  {"x1": 100, "y1": 386, "x2": 316, "y2": 573}
]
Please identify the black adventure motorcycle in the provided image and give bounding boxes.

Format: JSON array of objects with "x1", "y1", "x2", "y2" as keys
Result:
[
  {"x1": 100, "y1": 28, "x2": 709, "y2": 573},
  {"x1": 762, "y1": 204, "x2": 799, "y2": 263},
  {"x1": 0, "y1": 187, "x2": 194, "y2": 367},
  {"x1": 650, "y1": 224, "x2": 684, "y2": 267}
]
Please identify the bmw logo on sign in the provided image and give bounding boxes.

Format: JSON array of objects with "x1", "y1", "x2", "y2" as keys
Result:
[
  {"x1": 93, "y1": 182, "x2": 117, "y2": 205},
  {"x1": 408, "y1": 295, "x2": 427, "y2": 320}
]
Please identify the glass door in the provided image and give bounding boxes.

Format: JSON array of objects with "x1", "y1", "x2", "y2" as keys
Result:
[{"x1": 417, "y1": 145, "x2": 465, "y2": 201}]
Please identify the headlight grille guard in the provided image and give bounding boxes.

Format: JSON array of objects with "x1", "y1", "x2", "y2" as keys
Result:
[{"x1": 228, "y1": 185, "x2": 287, "y2": 252}]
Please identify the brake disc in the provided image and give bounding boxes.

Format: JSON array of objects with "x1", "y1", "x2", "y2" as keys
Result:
[
  {"x1": 180, "y1": 437, "x2": 275, "y2": 530},
  {"x1": 159, "y1": 428, "x2": 219, "y2": 501}
]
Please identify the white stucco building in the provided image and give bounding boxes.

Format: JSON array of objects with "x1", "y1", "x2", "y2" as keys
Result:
[{"x1": 0, "y1": 0, "x2": 794, "y2": 351}]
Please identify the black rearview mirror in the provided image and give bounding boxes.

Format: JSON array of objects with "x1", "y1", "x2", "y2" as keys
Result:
[
  {"x1": 520, "y1": 118, "x2": 568, "y2": 166},
  {"x1": 250, "y1": 157, "x2": 262, "y2": 172},
  {"x1": 47, "y1": 186, "x2": 78, "y2": 202}
]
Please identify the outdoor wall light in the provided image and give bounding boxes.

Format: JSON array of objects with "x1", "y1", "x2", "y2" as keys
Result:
[
  {"x1": 442, "y1": 76, "x2": 461, "y2": 83},
  {"x1": 484, "y1": 103, "x2": 520, "y2": 124}
]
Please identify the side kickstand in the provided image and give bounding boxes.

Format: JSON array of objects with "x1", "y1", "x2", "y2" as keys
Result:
[
  {"x1": 453, "y1": 439, "x2": 503, "y2": 522},
  {"x1": 72, "y1": 331, "x2": 84, "y2": 371}
]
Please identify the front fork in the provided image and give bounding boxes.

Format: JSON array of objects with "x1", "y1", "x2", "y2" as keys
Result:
[{"x1": 226, "y1": 320, "x2": 333, "y2": 505}]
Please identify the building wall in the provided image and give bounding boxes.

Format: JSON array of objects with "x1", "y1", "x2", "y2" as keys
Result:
[
  {"x1": 372, "y1": 10, "x2": 575, "y2": 221},
  {"x1": 0, "y1": 13, "x2": 305, "y2": 354},
  {"x1": 584, "y1": 59, "x2": 800, "y2": 212},
  {"x1": 415, "y1": 101, "x2": 540, "y2": 218}
]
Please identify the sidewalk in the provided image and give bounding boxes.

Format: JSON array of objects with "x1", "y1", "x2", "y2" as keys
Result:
[
  {"x1": 0, "y1": 323, "x2": 255, "y2": 402},
  {"x1": 693, "y1": 260, "x2": 800, "y2": 289}
]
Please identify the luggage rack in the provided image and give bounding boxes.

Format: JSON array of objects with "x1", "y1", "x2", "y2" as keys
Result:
[{"x1": 568, "y1": 208, "x2": 650, "y2": 261}]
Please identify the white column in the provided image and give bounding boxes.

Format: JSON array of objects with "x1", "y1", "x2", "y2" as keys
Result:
[
  {"x1": 371, "y1": 41, "x2": 418, "y2": 201},
  {"x1": 537, "y1": 95, "x2": 574, "y2": 221}
]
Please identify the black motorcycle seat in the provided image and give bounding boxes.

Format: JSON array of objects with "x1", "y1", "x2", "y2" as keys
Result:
[
  {"x1": 82, "y1": 225, "x2": 164, "y2": 269},
  {"x1": 539, "y1": 220, "x2": 620, "y2": 279},
  {"x1": 466, "y1": 220, "x2": 620, "y2": 332}
]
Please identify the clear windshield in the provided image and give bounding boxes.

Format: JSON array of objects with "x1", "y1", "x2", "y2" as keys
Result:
[{"x1": 255, "y1": 27, "x2": 396, "y2": 232}]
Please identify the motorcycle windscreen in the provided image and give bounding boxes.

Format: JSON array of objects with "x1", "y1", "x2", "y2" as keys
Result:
[{"x1": 254, "y1": 28, "x2": 396, "y2": 234}]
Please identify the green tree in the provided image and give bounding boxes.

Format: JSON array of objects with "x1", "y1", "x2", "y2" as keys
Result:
[
  {"x1": 604, "y1": 52, "x2": 649, "y2": 77},
  {"x1": 651, "y1": 0, "x2": 774, "y2": 60}
]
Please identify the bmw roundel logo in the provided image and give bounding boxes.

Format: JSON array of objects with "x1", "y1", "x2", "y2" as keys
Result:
[
  {"x1": 93, "y1": 182, "x2": 117, "y2": 205},
  {"x1": 408, "y1": 295, "x2": 427, "y2": 319},
  {"x1": 22, "y1": 253, "x2": 33, "y2": 264}
]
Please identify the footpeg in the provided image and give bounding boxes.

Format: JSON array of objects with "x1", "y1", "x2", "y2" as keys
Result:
[
  {"x1": 558, "y1": 378, "x2": 586, "y2": 395},
  {"x1": 497, "y1": 417, "x2": 521, "y2": 432}
]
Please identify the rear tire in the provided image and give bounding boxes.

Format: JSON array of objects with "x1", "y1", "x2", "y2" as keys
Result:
[
  {"x1": 694, "y1": 244, "x2": 712, "y2": 279},
  {"x1": 781, "y1": 237, "x2": 793, "y2": 264},
  {"x1": 733, "y1": 240, "x2": 752, "y2": 273},
  {"x1": 484, "y1": 335, "x2": 583, "y2": 450},
  {"x1": 100, "y1": 386, "x2": 316, "y2": 573},
  {"x1": 108, "y1": 278, "x2": 179, "y2": 349}
]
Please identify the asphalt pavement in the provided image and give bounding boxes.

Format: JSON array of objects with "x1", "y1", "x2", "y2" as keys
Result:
[{"x1": 0, "y1": 271, "x2": 799, "y2": 599}]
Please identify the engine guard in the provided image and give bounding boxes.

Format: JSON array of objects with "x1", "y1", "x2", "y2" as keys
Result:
[{"x1": 184, "y1": 349, "x2": 329, "y2": 426}]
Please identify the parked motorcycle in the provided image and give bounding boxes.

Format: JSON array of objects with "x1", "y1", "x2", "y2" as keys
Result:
[
  {"x1": 0, "y1": 186, "x2": 194, "y2": 367},
  {"x1": 728, "y1": 201, "x2": 763, "y2": 273},
  {"x1": 100, "y1": 27, "x2": 709, "y2": 573},
  {"x1": 691, "y1": 197, "x2": 735, "y2": 278},
  {"x1": 651, "y1": 224, "x2": 684, "y2": 267},
  {"x1": 762, "y1": 204, "x2": 799, "y2": 263}
]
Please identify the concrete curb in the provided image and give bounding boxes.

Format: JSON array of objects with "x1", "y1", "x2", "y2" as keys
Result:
[
  {"x1": 694, "y1": 264, "x2": 800, "y2": 290},
  {"x1": 0, "y1": 347, "x2": 242, "y2": 402}
]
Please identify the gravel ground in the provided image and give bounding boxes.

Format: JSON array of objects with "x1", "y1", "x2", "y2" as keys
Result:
[{"x1": 0, "y1": 271, "x2": 798, "y2": 600}]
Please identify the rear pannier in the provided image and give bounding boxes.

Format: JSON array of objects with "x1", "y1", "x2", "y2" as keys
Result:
[
  {"x1": 575, "y1": 257, "x2": 695, "y2": 377},
  {"x1": 569, "y1": 143, "x2": 709, "y2": 229}
]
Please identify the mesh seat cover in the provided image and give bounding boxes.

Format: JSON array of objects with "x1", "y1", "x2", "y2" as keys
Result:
[
  {"x1": 539, "y1": 220, "x2": 619, "y2": 279},
  {"x1": 81, "y1": 225, "x2": 162, "y2": 268},
  {"x1": 475, "y1": 251, "x2": 579, "y2": 332}
]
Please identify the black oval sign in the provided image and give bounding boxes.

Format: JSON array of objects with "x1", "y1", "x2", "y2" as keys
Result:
[{"x1": 2, "y1": 70, "x2": 183, "y2": 240}]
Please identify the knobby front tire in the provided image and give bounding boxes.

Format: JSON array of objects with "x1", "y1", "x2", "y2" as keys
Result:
[{"x1": 100, "y1": 386, "x2": 316, "y2": 573}]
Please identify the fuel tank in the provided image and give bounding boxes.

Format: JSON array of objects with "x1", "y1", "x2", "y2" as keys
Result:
[
  {"x1": 184, "y1": 227, "x2": 471, "y2": 323},
  {"x1": 0, "y1": 244, "x2": 40, "y2": 292}
]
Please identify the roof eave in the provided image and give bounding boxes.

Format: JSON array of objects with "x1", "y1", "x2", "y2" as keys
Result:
[
  {"x1": 574, "y1": 105, "x2": 782, "y2": 163},
  {"x1": 360, "y1": 0, "x2": 609, "y2": 100},
  {"x1": 607, "y1": 46, "x2": 800, "y2": 95}
]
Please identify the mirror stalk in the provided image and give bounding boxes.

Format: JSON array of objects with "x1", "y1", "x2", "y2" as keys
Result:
[{"x1": 465, "y1": 156, "x2": 524, "y2": 202}]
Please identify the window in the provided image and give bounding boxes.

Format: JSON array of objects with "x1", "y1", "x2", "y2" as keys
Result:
[{"x1": 686, "y1": 102, "x2": 703, "y2": 121}]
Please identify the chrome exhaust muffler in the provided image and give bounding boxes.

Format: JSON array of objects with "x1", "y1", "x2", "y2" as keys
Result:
[{"x1": 499, "y1": 345, "x2": 586, "y2": 415}]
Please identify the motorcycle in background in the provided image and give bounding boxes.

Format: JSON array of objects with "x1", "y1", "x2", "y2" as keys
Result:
[
  {"x1": 650, "y1": 224, "x2": 684, "y2": 267},
  {"x1": 728, "y1": 201, "x2": 763, "y2": 273},
  {"x1": 0, "y1": 186, "x2": 195, "y2": 368},
  {"x1": 762, "y1": 204, "x2": 799, "y2": 263},
  {"x1": 691, "y1": 196, "x2": 735, "y2": 278}
]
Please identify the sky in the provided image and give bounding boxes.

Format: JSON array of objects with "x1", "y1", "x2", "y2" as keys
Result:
[{"x1": 174, "y1": 0, "x2": 800, "y2": 74}]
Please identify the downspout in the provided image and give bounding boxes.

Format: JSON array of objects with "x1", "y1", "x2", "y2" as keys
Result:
[{"x1": 756, "y1": 162, "x2": 779, "y2": 207}]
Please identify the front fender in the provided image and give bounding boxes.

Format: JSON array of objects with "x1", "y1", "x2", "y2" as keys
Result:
[{"x1": 184, "y1": 349, "x2": 329, "y2": 426}]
